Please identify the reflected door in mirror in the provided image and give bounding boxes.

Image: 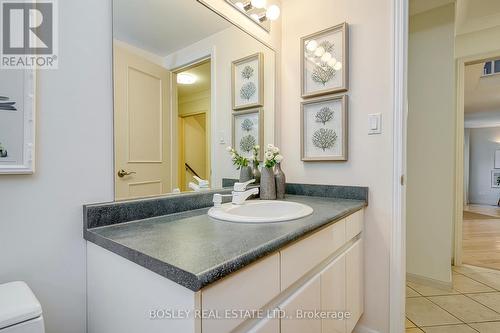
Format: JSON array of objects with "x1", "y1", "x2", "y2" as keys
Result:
[{"x1": 114, "y1": 44, "x2": 172, "y2": 200}]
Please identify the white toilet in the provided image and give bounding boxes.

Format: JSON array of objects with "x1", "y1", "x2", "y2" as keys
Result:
[{"x1": 0, "y1": 282, "x2": 45, "y2": 333}]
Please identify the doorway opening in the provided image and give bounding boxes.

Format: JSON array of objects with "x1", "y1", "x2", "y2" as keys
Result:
[
  {"x1": 404, "y1": 1, "x2": 500, "y2": 331},
  {"x1": 173, "y1": 60, "x2": 211, "y2": 192},
  {"x1": 461, "y1": 57, "x2": 500, "y2": 271}
]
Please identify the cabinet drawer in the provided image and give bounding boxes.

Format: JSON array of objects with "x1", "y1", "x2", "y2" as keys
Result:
[
  {"x1": 201, "y1": 253, "x2": 280, "y2": 333},
  {"x1": 281, "y1": 219, "x2": 346, "y2": 290},
  {"x1": 346, "y1": 210, "x2": 363, "y2": 240}
]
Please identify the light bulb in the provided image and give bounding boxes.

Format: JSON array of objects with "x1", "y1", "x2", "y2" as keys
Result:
[
  {"x1": 250, "y1": 13, "x2": 260, "y2": 21},
  {"x1": 327, "y1": 58, "x2": 337, "y2": 67},
  {"x1": 235, "y1": 2, "x2": 245, "y2": 10},
  {"x1": 266, "y1": 5, "x2": 280, "y2": 21},
  {"x1": 306, "y1": 40, "x2": 318, "y2": 52},
  {"x1": 314, "y1": 46, "x2": 325, "y2": 57},
  {"x1": 251, "y1": 0, "x2": 267, "y2": 9},
  {"x1": 177, "y1": 73, "x2": 197, "y2": 85},
  {"x1": 333, "y1": 62, "x2": 342, "y2": 71},
  {"x1": 321, "y1": 52, "x2": 332, "y2": 62}
]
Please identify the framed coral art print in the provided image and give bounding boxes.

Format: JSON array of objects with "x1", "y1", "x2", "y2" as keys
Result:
[
  {"x1": 301, "y1": 22, "x2": 349, "y2": 98},
  {"x1": 232, "y1": 108, "x2": 264, "y2": 160},
  {"x1": 232, "y1": 53, "x2": 264, "y2": 110},
  {"x1": 301, "y1": 94, "x2": 347, "y2": 161}
]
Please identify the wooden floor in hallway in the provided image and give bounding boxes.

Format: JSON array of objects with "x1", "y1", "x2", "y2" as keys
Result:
[{"x1": 463, "y1": 205, "x2": 500, "y2": 271}]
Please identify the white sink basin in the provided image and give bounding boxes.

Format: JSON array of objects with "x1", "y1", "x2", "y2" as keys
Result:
[{"x1": 208, "y1": 200, "x2": 314, "y2": 223}]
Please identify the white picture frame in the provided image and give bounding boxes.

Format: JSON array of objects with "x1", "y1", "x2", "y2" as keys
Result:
[
  {"x1": 301, "y1": 22, "x2": 349, "y2": 98},
  {"x1": 0, "y1": 70, "x2": 36, "y2": 174},
  {"x1": 301, "y1": 94, "x2": 348, "y2": 161},
  {"x1": 492, "y1": 170, "x2": 500, "y2": 188},
  {"x1": 232, "y1": 108, "x2": 264, "y2": 160},
  {"x1": 232, "y1": 53, "x2": 264, "y2": 110}
]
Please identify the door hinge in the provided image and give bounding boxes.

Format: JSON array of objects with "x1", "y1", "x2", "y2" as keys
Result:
[{"x1": 400, "y1": 175, "x2": 405, "y2": 186}]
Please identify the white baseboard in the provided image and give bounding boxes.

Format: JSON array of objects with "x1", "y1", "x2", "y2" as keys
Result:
[
  {"x1": 354, "y1": 324, "x2": 382, "y2": 333},
  {"x1": 406, "y1": 272, "x2": 452, "y2": 289}
]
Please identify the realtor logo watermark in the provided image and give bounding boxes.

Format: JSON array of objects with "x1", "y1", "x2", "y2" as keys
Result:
[{"x1": 1, "y1": 0, "x2": 58, "y2": 69}]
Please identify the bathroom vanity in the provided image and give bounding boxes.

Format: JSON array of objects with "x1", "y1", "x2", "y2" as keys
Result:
[{"x1": 84, "y1": 184, "x2": 367, "y2": 333}]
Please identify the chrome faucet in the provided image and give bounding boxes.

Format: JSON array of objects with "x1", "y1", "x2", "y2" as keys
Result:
[{"x1": 212, "y1": 179, "x2": 259, "y2": 207}]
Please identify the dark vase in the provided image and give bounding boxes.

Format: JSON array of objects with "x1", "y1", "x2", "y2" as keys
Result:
[
  {"x1": 274, "y1": 163, "x2": 286, "y2": 199},
  {"x1": 260, "y1": 167, "x2": 277, "y2": 200},
  {"x1": 239, "y1": 166, "x2": 252, "y2": 182},
  {"x1": 251, "y1": 163, "x2": 261, "y2": 184}
]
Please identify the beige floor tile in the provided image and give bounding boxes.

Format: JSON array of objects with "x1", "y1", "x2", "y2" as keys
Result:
[
  {"x1": 468, "y1": 292, "x2": 500, "y2": 312},
  {"x1": 406, "y1": 297, "x2": 461, "y2": 327},
  {"x1": 428, "y1": 294, "x2": 500, "y2": 323},
  {"x1": 407, "y1": 280, "x2": 458, "y2": 296},
  {"x1": 466, "y1": 272, "x2": 500, "y2": 290},
  {"x1": 469, "y1": 321, "x2": 500, "y2": 333},
  {"x1": 452, "y1": 274, "x2": 495, "y2": 293},
  {"x1": 406, "y1": 318, "x2": 416, "y2": 328},
  {"x1": 421, "y1": 324, "x2": 476, "y2": 333},
  {"x1": 407, "y1": 286, "x2": 421, "y2": 297}
]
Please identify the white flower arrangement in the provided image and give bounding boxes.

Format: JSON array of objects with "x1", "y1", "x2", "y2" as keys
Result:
[
  {"x1": 264, "y1": 144, "x2": 283, "y2": 168},
  {"x1": 226, "y1": 146, "x2": 248, "y2": 169},
  {"x1": 227, "y1": 145, "x2": 261, "y2": 169}
]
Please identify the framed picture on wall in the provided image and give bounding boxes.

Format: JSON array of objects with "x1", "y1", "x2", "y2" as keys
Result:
[
  {"x1": 301, "y1": 22, "x2": 349, "y2": 98},
  {"x1": 232, "y1": 53, "x2": 264, "y2": 110},
  {"x1": 492, "y1": 170, "x2": 500, "y2": 188},
  {"x1": 232, "y1": 108, "x2": 264, "y2": 160},
  {"x1": 0, "y1": 70, "x2": 36, "y2": 174},
  {"x1": 301, "y1": 94, "x2": 347, "y2": 161}
]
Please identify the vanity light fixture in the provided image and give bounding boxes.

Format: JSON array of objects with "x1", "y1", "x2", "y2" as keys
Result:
[
  {"x1": 227, "y1": 0, "x2": 280, "y2": 31},
  {"x1": 177, "y1": 73, "x2": 197, "y2": 85},
  {"x1": 251, "y1": 0, "x2": 266, "y2": 9}
]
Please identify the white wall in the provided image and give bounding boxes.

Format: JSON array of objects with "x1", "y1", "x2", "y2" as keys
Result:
[
  {"x1": 280, "y1": 0, "x2": 394, "y2": 331},
  {"x1": 165, "y1": 26, "x2": 276, "y2": 187},
  {"x1": 0, "y1": 1, "x2": 114, "y2": 333},
  {"x1": 456, "y1": 25, "x2": 500, "y2": 60},
  {"x1": 406, "y1": 4, "x2": 455, "y2": 284},
  {"x1": 468, "y1": 127, "x2": 500, "y2": 205}
]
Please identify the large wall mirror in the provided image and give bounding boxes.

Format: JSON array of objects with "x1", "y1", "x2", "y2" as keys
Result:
[{"x1": 112, "y1": 0, "x2": 276, "y2": 200}]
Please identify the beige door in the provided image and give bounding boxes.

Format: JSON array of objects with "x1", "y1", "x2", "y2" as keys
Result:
[{"x1": 114, "y1": 44, "x2": 171, "y2": 200}]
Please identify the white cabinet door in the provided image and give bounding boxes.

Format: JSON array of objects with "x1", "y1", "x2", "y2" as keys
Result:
[
  {"x1": 321, "y1": 254, "x2": 346, "y2": 333},
  {"x1": 346, "y1": 239, "x2": 364, "y2": 332},
  {"x1": 280, "y1": 275, "x2": 321, "y2": 333}
]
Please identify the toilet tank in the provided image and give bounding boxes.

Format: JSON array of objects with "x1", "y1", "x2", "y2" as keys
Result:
[{"x1": 0, "y1": 282, "x2": 44, "y2": 333}]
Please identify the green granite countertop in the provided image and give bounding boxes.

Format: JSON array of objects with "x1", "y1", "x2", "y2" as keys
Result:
[{"x1": 85, "y1": 195, "x2": 366, "y2": 291}]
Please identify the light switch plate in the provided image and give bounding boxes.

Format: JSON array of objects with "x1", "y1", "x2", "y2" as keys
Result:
[{"x1": 368, "y1": 113, "x2": 382, "y2": 135}]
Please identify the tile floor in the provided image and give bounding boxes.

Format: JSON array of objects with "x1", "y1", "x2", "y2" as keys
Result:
[{"x1": 406, "y1": 265, "x2": 500, "y2": 332}]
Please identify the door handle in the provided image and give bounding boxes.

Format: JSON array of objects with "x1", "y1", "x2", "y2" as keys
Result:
[{"x1": 117, "y1": 169, "x2": 136, "y2": 178}]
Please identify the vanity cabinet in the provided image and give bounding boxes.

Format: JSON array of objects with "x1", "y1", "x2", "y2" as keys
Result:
[
  {"x1": 346, "y1": 239, "x2": 364, "y2": 332},
  {"x1": 86, "y1": 209, "x2": 364, "y2": 333},
  {"x1": 202, "y1": 209, "x2": 364, "y2": 333},
  {"x1": 321, "y1": 254, "x2": 346, "y2": 333},
  {"x1": 280, "y1": 275, "x2": 322, "y2": 333}
]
